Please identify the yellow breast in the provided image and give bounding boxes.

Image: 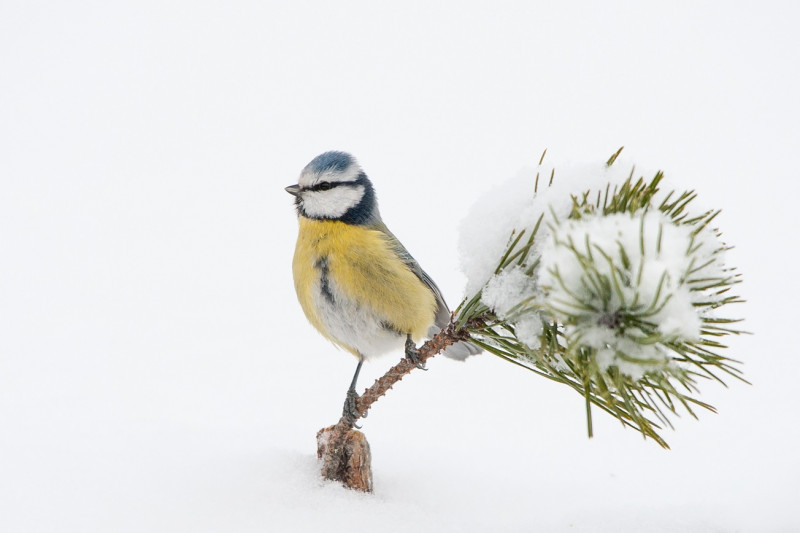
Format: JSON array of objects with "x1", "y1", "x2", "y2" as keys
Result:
[{"x1": 292, "y1": 218, "x2": 437, "y2": 355}]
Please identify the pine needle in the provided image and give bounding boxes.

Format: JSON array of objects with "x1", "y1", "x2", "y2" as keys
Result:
[{"x1": 456, "y1": 163, "x2": 746, "y2": 448}]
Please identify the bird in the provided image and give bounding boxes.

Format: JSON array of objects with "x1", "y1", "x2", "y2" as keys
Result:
[{"x1": 286, "y1": 151, "x2": 480, "y2": 426}]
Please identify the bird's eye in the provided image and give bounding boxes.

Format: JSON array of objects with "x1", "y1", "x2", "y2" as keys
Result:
[{"x1": 316, "y1": 182, "x2": 333, "y2": 191}]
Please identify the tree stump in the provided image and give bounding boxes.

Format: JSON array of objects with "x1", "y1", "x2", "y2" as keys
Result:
[{"x1": 316, "y1": 425, "x2": 373, "y2": 492}]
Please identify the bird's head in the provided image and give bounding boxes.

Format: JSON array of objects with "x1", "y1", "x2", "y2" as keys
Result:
[{"x1": 286, "y1": 151, "x2": 378, "y2": 225}]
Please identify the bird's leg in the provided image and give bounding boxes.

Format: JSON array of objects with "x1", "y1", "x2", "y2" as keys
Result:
[
  {"x1": 342, "y1": 357, "x2": 365, "y2": 428},
  {"x1": 405, "y1": 334, "x2": 426, "y2": 370}
]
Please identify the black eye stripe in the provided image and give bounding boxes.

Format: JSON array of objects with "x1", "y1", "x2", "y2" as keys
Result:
[{"x1": 308, "y1": 180, "x2": 355, "y2": 192}]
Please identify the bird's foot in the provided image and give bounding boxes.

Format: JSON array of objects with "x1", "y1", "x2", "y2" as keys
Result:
[
  {"x1": 342, "y1": 388, "x2": 364, "y2": 428},
  {"x1": 405, "y1": 335, "x2": 427, "y2": 370}
]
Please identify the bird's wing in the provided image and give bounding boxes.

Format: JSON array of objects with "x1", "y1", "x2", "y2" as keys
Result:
[
  {"x1": 373, "y1": 222, "x2": 452, "y2": 329},
  {"x1": 373, "y1": 222, "x2": 481, "y2": 359}
]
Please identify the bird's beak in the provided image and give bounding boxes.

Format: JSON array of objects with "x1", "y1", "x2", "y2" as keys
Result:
[{"x1": 285, "y1": 184, "x2": 301, "y2": 197}]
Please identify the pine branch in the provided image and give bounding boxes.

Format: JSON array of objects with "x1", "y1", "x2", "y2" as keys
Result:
[
  {"x1": 347, "y1": 323, "x2": 469, "y2": 431},
  {"x1": 456, "y1": 154, "x2": 747, "y2": 448}
]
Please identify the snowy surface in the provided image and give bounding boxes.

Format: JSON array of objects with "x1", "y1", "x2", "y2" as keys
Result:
[{"x1": 2, "y1": 2, "x2": 798, "y2": 532}]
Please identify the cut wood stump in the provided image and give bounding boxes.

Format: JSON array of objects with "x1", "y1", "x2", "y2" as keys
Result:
[{"x1": 316, "y1": 425, "x2": 373, "y2": 492}]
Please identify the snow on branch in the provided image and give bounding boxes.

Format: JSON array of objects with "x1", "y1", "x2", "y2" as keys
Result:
[{"x1": 456, "y1": 150, "x2": 746, "y2": 448}]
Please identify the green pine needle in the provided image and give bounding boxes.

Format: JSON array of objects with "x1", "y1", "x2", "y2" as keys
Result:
[{"x1": 455, "y1": 154, "x2": 746, "y2": 448}]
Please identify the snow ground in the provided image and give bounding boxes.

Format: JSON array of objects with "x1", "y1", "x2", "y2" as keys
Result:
[{"x1": 1, "y1": 2, "x2": 798, "y2": 532}]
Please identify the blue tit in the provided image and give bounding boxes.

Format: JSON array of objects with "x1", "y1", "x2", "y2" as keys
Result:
[{"x1": 286, "y1": 151, "x2": 480, "y2": 425}]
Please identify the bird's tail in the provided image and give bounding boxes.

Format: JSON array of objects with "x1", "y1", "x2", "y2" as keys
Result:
[
  {"x1": 441, "y1": 340, "x2": 482, "y2": 361},
  {"x1": 426, "y1": 325, "x2": 481, "y2": 360}
]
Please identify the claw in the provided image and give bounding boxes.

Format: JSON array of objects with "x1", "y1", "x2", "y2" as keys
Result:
[
  {"x1": 343, "y1": 388, "x2": 362, "y2": 428},
  {"x1": 405, "y1": 334, "x2": 427, "y2": 370}
]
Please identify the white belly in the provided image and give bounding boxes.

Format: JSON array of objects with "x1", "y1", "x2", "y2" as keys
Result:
[{"x1": 312, "y1": 273, "x2": 406, "y2": 359}]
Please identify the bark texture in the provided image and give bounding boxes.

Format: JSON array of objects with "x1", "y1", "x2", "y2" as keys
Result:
[{"x1": 316, "y1": 426, "x2": 373, "y2": 493}]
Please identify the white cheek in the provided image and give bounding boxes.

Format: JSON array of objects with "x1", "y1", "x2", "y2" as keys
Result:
[{"x1": 302, "y1": 186, "x2": 364, "y2": 218}]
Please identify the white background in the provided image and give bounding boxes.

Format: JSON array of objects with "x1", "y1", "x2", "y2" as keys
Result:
[{"x1": 2, "y1": 2, "x2": 798, "y2": 531}]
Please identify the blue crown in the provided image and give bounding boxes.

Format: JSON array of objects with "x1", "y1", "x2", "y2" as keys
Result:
[{"x1": 308, "y1": 151, "x2": 354, "y2": 174}]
